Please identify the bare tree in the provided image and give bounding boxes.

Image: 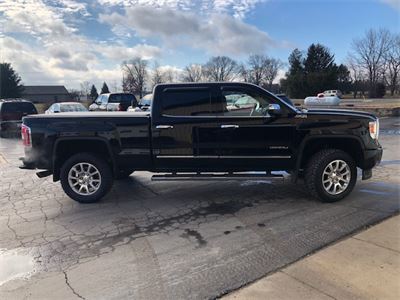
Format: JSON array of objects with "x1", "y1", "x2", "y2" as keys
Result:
[
  {"x1": 151, "y1": 61, "x2": 164, "y2": 89},
  {"x1": 240, "y1": 55, "x2": 282, "y2": 88},
  {"x1": 182, "y1": 64, "x2": 203, "y2": 82},
  {"x1": 203, "y1": 56, "x2": 239, "y2": 81},
  {"x1": 351, "y1": 28, "x2": 391, "y2": 97},
  {"x1": 122, "y1": 58, "x2": 148, "y2": 98},
  {"x1": 346, "y1": 56, "x2": 366, "y2": 98},
  {"x1": 163, "y1": 68, "x2": 179, "y2": 83},
  {"x1": 80, "y1": 81, "x2": 90, "y2": 100},
  {"x1": 384, "y1": 34, "x2": 400, "y2": 96},
  {"x1": 247, "y1": 55, "x2": 267, "y2": 85},
  {"x1": 264, "y1": 57, "x2": 283, "y2": 89},
  {"x1": 239, "y1": 63, "x2": 251, "y2": 82}
]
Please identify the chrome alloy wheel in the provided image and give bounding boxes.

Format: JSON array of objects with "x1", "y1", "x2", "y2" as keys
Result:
[
  {"x1": 322, "y1": 159, "x2": 351, "y2": 195},
  {"x1": 68, "y1": 162, "x2": 101, "y2": 195}
]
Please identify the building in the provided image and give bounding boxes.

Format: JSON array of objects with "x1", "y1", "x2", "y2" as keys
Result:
[{"x1": 22, "y1": 86, "x2": 70, "y2": 103}]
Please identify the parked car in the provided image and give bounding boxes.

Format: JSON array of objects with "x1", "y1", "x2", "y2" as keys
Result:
[
  {"x1": 322, "y1": 90, "x2": 343, "y2": 98},
  {"x1": 304, "y1": 95, "x2": 341, "y2": 106},
  {"x1": 20, "y1": 82, "x2": 382, "y2": 204},
  {"x1": 89, "y1": 93, "x2": 137, "y2": 112},
  {"x1": 0, "y1": 99, "x2": 37, "y2": 138},
  {"x1": 45, "y1": 102, "x2": 88, "y2": 114},
  {"x1": 128, "y1": 94, "x2": 152, "y2": 112}
]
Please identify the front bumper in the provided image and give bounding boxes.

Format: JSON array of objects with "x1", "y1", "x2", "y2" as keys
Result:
[
  {"x1": 364, "y1": 146, "x2": 383, "y2": 169},
  {"x1": 361, "y1": 146, "x2": 383, "y2": 180}
]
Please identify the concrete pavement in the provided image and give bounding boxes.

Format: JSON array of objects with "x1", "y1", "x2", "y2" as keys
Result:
[{"x1": 224, "y1": 215, "x2": 400, "y2": 300}]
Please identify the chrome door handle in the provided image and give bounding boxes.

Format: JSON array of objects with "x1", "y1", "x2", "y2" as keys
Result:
[
  {"x1": 221, "y1": 124, "x2": 239, "y2": 128},
  {"x1": 156, "y1": 125, "x2": 174, "y2": 129}
]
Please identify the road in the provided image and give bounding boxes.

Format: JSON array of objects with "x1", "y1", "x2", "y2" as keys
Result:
[{"x1": 0, "y1": 118, "x2": 399, "y2": 299}]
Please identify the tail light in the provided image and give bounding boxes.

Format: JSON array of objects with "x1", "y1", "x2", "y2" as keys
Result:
[
  {"x1": 21, "y1": 124, "x2": 32, "y2": 147},
  {"x1": 118, "y1": 104, "x2": 123, "y2": 111}
]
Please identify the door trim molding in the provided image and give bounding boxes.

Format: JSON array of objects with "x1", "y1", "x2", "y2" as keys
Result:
[{"x1": 156, "y1": 155, "x2": 291, "y2": 159}]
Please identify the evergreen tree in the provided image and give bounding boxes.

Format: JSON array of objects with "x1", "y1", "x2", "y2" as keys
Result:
[
  {"x1": 283, "y1": 45, "x2": 343, "y2": 98},
  {"x1": 284, "y1": 49, "x2": 306, "y2": 98},
  {"x1": 304, "y1": 44, "x2": 338, "y2": 96},
  {"x1": 90, "y1": 85, "x2": 98, "y2": 100},
  {"x1": 0, "y1": 62, "x2": 24, "y2": 98},
  {"x1": 100, "y1": 82, "x2": 110, "y2": 94}
]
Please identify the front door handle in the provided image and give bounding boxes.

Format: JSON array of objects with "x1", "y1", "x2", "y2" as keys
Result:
[
  {"x1": 221, "y1": 124, "x2": 239, "y2": 129},
  {"x1": 156, "y1": 125, "x2": 174, "y2": 129}
]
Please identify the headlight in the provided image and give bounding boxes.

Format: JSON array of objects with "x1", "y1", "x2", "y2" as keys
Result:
[{"x1": 369, "y1": 119, "x2": 379, "y2": 140}]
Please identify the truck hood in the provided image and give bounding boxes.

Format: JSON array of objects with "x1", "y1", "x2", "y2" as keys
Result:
[{"x1": 304, "y1": 108, "x2": 377, "y2": 120}]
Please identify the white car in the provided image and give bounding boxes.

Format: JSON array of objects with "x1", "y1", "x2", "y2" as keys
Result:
[
  {"x1": 321, "y1": 90, "x2": 343, "y2": 98},
  {"x1": 45, "y1": 102, "x2": 88, "y2": 114}
]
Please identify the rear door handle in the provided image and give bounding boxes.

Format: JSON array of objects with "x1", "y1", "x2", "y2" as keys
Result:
[
  {"x1": 156, "y1": 125, "x2": 174, "y2": 129},
  {"x1": 221, "y1": 124, "x2": 239, "y2": 129}
]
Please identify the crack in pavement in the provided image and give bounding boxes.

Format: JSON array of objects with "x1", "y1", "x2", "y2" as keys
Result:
[{"x1": 63, "y1": 271, "x2": 86, "y2": 300}]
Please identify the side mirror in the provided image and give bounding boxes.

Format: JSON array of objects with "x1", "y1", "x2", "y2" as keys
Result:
[
  {"x1": 267, "y1": 103, "x2": 282, "y2": 115},
  {"x1": 53, "y1": 109, "x2": 60, "y2": 113}
]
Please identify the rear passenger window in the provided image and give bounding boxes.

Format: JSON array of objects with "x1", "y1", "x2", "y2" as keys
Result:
[
  {"x1": 109, "y1": 94, "x2": 135, "y2": 103},
  {"x1": 161, "y1": 89, "x2": 211, "y2": 116}
]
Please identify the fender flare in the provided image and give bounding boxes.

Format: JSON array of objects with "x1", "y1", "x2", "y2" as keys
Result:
[
  {"x1": 52, "y1": 137, "x2": 117, "y2": 181},
  {"x1": 292, "y1": 134, "x2": 365, "y2": 182}
]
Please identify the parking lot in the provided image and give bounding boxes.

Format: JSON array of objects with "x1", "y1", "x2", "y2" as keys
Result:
[{"x1": 0, "y1": 118, "x2": 399, "y2": 299}]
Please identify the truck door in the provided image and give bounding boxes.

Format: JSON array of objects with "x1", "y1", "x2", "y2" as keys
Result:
[
  {"x1": 212, "y1": 85, "x2": 296, "y2": 170},
  {"x1": 152, "y1": 86, "x2": 221, "y2": 171}
]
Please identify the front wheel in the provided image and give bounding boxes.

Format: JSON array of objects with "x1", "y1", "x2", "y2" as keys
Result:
[
  {"x1": 305, "y1": 149, "x2": 357, "y2": 202},
  {"x1": 60, "y1": 153, "x2": 113, "y2": 203}
]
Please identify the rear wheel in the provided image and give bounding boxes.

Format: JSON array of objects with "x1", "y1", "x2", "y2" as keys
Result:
[
  {"x1": 60, "y1": 153, "x2": 113, "y2": 203},
  {"x1": 305, "y1": 149, "x2": 357, "y2": 202}
]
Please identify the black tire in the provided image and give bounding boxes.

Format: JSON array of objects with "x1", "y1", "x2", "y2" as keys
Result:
[
  {"x1": 304, "y1": 149, "x2": 357, "y2": 203},
  {"x1": 115, "y1": 169, "x2": 134, "y2": 180},
  {"x1": 60, "y1": 153, "x2": 113, "y2": 203}
]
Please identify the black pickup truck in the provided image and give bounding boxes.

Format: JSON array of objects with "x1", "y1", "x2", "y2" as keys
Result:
[{"x1": 20, "y1": 82, "x2": 382, "y2": 203}]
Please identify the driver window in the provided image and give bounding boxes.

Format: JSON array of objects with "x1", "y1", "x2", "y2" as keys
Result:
[{"x1": 221, "y1": 89, "x2": 270, "y2": 117}]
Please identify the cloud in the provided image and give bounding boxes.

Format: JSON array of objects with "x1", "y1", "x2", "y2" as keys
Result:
[
  {"x1": 97, "y1": 0, "x2": 265, "y2": 19},
  {"x1": 0, "y1": 0, "x2": 76, "y2": 38},
  {"x1": 100, "y1": 6, "x2": 275, "y2": 56},
  {"x1": 380, "y1": 0, "x2": 400, "y2": 11},
  {"x1": 99, "y1": 44, "x2": 162, "y2": 61},
  {"x1": 0, "y1": 0, "x2": 162, "y2": 89}
]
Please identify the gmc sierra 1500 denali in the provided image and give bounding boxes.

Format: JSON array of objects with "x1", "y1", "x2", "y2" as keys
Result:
[{"x1": 20, "y1": 82, "x2": 382, "y2": 203}]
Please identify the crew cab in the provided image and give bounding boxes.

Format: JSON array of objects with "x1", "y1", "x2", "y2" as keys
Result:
[{"x1": 20, "y1": 83, "x2": 382, "y2": 203}]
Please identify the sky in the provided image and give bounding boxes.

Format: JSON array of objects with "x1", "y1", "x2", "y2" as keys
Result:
[{"x1": 0, "y1": 0, "x2": 399, "y2": 91}]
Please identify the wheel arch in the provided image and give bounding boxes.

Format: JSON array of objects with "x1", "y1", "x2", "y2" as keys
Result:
[
  {"x1": 52, "y1": 137, "x2": 117, "y2": 181},
  {"x1": 295, "y1": 135, "x2": 364, "y2": 178}
]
